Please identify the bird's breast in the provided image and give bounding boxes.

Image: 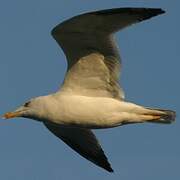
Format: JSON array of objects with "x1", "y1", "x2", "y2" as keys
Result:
[
  {"x1": 44, "y1": 95, "x2": 124, "y2": 128},
  {"x1": 43, "y1": 94, "x2": 150, "y2": 129}
]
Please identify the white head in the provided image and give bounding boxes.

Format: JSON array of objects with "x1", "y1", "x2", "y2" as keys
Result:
[{"x1": 2, "y1": 96, "x2": 47, "y2": 121}]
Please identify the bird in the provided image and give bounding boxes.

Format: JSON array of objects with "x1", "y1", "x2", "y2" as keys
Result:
[{"x1": 3, "y1": 7, "x2": 176, "y2": 173}]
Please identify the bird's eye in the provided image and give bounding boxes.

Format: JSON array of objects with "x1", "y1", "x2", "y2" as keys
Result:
[{"x1": 24, "y1": 101, "x2": 31, "y2": 107}]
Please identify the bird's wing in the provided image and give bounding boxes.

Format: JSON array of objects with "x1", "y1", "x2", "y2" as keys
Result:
[
  {"x1": 52, "y1": 8, "x2": 165, "y2": 100},
  {"x1": 43, "y1": 121, "x2": 113, "y2": 172}
]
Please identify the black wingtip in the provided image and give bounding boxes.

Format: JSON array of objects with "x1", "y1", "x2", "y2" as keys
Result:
[
  {"x1": 103, "y1": 161, "x2": 114, "y2": 173},
  {"x1": 96, "y1": 149, "x2": 114, "y2": 173},
  {"x1": 107, "y1": 167, "x2": 114, "y2": 173},
  {"x1": 139, "y1": 8, "x2": 166, "y2": 21},
  {"x1": 91, "y1": 7, "x2": 165, "y2": 22},
  {"x1": 160, "y1": 8, "x2": 166, "y2": 14},
  {"x1": 150, "y1": 8, "x2": 165, "y2": 14},
  {"x1": 90, "y1": 7, "x2": 165, "y2": 16}
]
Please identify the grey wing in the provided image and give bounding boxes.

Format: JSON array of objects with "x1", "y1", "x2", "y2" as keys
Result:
[
  {"x1": 52, "y1": 8, "x2": 165, "y2": 100},
  {"x1": 44, "y1": 122, "x2": 113, "y2": 172}
]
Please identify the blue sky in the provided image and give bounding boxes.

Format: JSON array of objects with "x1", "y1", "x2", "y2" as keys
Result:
[{"x1": 0, "y1": 0, "x2": 179, "y2": 179}]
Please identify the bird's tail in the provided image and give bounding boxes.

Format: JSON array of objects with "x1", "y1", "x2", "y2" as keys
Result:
[{"x1": 145, "y1": 108, "x2": 176, "y2": 124}]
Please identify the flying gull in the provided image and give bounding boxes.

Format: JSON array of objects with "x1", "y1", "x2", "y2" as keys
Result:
[{"x1": 3, "y1": 8, "x2": 176, "y2": 172}]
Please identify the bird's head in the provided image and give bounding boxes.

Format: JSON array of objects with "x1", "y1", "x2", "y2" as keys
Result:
[{"x1": 2, "y1": 97, "x2": 45, "y2": 121}]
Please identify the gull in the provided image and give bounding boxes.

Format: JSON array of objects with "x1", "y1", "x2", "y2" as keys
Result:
[{"x1": 3, "y1": 8, "x2": 176, "y2": 172}]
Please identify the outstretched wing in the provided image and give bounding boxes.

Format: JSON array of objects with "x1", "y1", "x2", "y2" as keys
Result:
[
  {"x1": 52, "y1": 8, "x2": 165, "y2": 100},
  {"x1": 44, "y1": 122, "x2": 113, "y2": 172}
]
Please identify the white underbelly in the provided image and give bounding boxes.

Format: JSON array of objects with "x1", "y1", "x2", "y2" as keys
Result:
[{"x1": 48, "y1": 94, "x2": 147, "y2": 128}]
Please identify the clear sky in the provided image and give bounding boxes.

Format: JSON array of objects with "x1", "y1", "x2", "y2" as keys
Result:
[{"x1": 0, "y1": 0, "x2": 179, "y2": 179}]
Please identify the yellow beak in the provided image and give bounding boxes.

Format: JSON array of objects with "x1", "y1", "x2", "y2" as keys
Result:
[
  {"x1": 2, "y1": 111, "x2": 22, "y2": 119},
  {"x1": 2, "y1": 106, "x2": 26, "y2": 119}
]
